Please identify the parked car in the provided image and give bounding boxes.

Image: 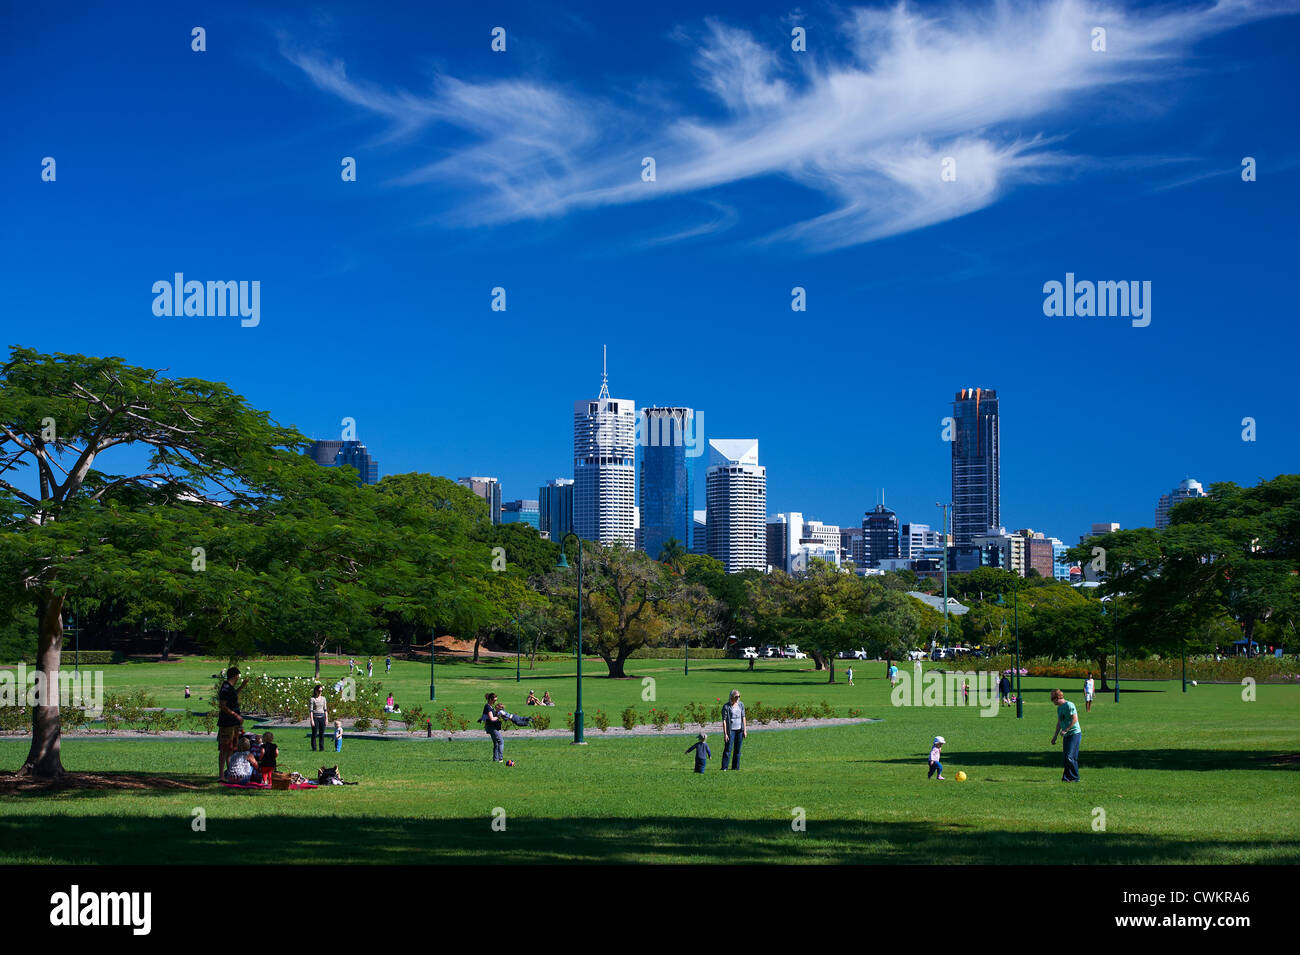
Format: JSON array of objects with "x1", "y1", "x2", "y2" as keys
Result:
[
  {"x1": 784, "y1": 646, "x2": 808, "y2": 660},
  {"x1": 762, "y1": 646, "x2": 785, "y2": 658},
  {"x1": 907, "y1": 649, "x2": 928, "y2": 661},
  {"x1": 741, "y1": 647, "x2": 759, "y2": 659}
]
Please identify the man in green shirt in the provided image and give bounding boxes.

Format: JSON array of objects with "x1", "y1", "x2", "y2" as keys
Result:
[{"x1": 1050, "y1": 688, "x2": 1081, "y2": 782}]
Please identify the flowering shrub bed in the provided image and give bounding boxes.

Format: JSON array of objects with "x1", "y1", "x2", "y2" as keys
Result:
[{"x1": 231, "y1": 671, "x2": 385, "y2": 722}]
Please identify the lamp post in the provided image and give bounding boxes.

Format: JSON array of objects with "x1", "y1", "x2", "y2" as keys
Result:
[
  {"x1": 997, "y1": 580, "x2": 1023, "y2": 719},
  {"x1": 684, "y1": 634, "x2": 689, "y2": 677},
  {"x1": 515, "y1": 619, "x2": 521, "y2": 683},
  {"x1": 1104, "y1": 597, "x2": 1119, "y2": 704},
  {"x1": 935, "y1": 502, "x2": 951, "y2": 647},
  {"x1": 1012, "y1": 573, "x2": 1022, "y2": 719},
  {"x1": 558, "y1": 534, "x2": 586, "y2": 744},
  {"x1": 1182, "y1": 641, "x2": 1187, "y2": 693},
  {"x1": 428, "y1": 627, "x2": 436, "y2": 702}
]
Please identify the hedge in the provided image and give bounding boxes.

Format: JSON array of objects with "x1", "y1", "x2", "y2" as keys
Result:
[
  {"x1": 956, "y1": 654, "x2": 1300, "y2": 684},
  {"x1": 628, "y1": 648, "x2": 728, "y2": 659},
  {"x1": 1, "y1": 649, "x2": 123, "y2": 665}
]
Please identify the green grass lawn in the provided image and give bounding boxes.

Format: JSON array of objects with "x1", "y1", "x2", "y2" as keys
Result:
[{"x1": 1, "y1": 656, "x2": 1297, "y2": 864}]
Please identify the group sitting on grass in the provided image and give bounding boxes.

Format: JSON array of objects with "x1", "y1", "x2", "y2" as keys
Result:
[
  {"x1": 225, "y1": 731, "x2": 278, "y2": 785},
  {"x1": 525, "y1": 690, "x2": 555, "y2": 706}
]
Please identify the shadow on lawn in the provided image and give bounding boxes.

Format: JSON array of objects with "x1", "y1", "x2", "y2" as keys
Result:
[
  {"x1": 877, "y1": 749, "x2": 1300, "y2": 772},
  {"x1": 1, "y1": 812, "x2": 1295, "y2": 865}
]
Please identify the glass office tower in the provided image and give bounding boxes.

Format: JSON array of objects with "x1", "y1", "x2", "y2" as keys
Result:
[
  {"x1": 951, "y1": 388, "x2": 1000, "y2": 546},
  {"x1": 305, "y1": 439, "x2": 380, "y2": 485},
  {"x1": 638, "y1": 407, "x2": 696, "y2": 561}
]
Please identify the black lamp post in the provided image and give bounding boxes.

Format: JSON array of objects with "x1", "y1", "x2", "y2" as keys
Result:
[
  {"x1": 997, "y1": 579, "x2": 1023, "y2": 719},
  {"x1": 428, "y1": 627, "x2": 436, "y2": 702},
  {"x1": 558, "y1": 534, "x2": 586, "y2": 744}
]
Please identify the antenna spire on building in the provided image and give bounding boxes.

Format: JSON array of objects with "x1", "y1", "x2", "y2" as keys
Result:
[{"x1": 598, "y1": 344, "x2": 610, "y2": 400}]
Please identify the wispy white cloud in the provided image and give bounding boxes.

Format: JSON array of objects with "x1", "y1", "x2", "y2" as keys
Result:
[{"x1": 281, "y1": 0, "x2": 1298, "y2": 249}]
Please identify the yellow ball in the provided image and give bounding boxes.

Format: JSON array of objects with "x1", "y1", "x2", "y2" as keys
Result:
[{"x1": 955, "y1": 771, "x2": 967, "y2": 782}]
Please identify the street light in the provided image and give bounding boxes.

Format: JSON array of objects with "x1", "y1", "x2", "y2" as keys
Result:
[
  {"x1": 996, "y1": 576, "x2": 1023, "y2": 719},
  {"x1": 1102, "y1": 596, "x2": 1119, "y2": 704},
  {"x1": 434, "y1": 628, "x2": 444, "y2": 701},
  {"x1": 558, "y1": 533, "x2": 586, "y2": 744},
  {"x1": 935, "y1": 502, "x2": 951, "y2": 646}
]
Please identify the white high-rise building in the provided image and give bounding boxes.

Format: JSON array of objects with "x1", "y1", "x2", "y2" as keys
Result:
[
  {"x1": 1155, "y1": 477, "x2": 1207, "y2": 529},
  {"x1": 802, "y1": 519, "x2": 841, "y2": 551},
  {"x1": 573, "y1": 351, "x2": 636, "y2": 546},
  {"x1": 900, "y1": 522, "x2": 943, "y2": 560},
  {"x1": 706, "y1": 439, "x2": 767, "y2": 573}
]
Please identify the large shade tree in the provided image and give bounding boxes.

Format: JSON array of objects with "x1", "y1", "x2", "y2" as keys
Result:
[{"x1": 0, "y1": 347, "x2": 307, "y2": 776}]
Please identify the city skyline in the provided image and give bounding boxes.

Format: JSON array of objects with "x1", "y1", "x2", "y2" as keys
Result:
[{"x1": 5, "y1": 1, "x2": 1295, "y2": 544}]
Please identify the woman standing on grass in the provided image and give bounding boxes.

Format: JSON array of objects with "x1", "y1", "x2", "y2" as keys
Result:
[
  {"x1": 482, "y1": 692, "x2": 506, "y2": 762},
  {"x1": 309, "y1": 684, "x2": 329, "y2": 752}
]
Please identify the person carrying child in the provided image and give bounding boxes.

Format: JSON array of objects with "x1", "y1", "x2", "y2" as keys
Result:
[
  {"x1": 685, "y1": 733, "x2": 711, "y2": 773},
  {"x1": 928, "y1": 735, "x2": 946, "y2": 780}
]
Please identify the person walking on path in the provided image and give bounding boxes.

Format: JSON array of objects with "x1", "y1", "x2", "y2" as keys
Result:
[
  {"x1": 481, "y1": 692, "x2": 506, "y2": 762},
  {"x1": 720, "y1": 690, "x2": 747, "y2": 771},
  {"x1": 309, "y1": 684, "x2": 329, "y2": 752},
  {"x1": 846, "y1": 666, "x2": 854, "y2": 686},
  {"x1": 217, "y1": 666, "x2": 247, "y2": 779},
  {"x1": 999, "y1": 674, "x2": 1012, "y2": 706},
  {"x1": 888, "y1": 661, "x2": 899, "y2": 687},
  {"x1": 1050, "y1": 688, "x2": 1082, "y2": 782}
]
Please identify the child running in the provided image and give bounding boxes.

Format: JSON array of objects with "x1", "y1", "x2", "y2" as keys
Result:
[{"x1": 928, "y1": 735, "x2": 946, "y2": 780}]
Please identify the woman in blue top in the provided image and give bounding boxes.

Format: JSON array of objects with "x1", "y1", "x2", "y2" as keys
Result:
[
  {"x1": 482, "y1": 692, "x2": 506, "y2": 762},
  {"x1": 1050, "y1": 688, "x2": 1082, "y2": 781}
]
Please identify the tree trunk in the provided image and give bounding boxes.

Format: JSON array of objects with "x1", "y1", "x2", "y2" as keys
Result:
[
  {"x1": 472, "y1": 634, "x2": 481, "y2": 663},
  {"x1": 19, "y1": 592, "x2": 66, "y2": 777},
  {"x1": 1096, "y1": 656, "x2": 1110, "y2": 692},
  {"x1": 810, "y1": 650, "x2": 827, "y2": 671},
  {"x1": 607, "y1": 647, "x2": 629, "y2": 679},
  {"x1": 314, "y1": 639, "x2": 322, "y2": 681},
  {"x1": 827, "y1": 655, "x2": 836, "y2": 684}
]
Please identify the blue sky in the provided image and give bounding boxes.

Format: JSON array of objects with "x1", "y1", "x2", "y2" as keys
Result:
[{"x1": 3, "y1": 0, "x2": 1298, "y2": 541}]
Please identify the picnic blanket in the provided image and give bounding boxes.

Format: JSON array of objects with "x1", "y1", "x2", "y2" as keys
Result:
[{"x1": 221, "y1": 780, "x2": 318, "y2": 790}]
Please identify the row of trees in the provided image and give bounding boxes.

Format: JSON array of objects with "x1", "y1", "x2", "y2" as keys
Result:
[{"x1": 3, "y1": 347, "x2": 1296, "y2": 777}]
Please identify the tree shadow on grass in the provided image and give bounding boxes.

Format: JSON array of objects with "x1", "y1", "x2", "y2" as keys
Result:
[
  {"x1": 875, "y1": 749, "x2": 1300, "y2": 772},
  {"x1": 0, "y1": 812, "x2": 1295, "y2": 865}
]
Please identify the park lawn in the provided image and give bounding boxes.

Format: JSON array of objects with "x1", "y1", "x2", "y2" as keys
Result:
[
  {"x1": 62, "y1": 653, "x2": 898, "y2": 720},
  {"x1": 1, "y1": 661, "x2": 1297, "y2": 865}
]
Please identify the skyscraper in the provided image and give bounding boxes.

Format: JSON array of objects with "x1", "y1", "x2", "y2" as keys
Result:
[
  {"x1": 305, "y1": 439, "x2": 380, "y2": 485},
  {"x1": 458, "y1": 477, "x2": 502, "y2": 524},
  {"x1": 573, "y1": 351, "x2": 636, "y2": 546},
  {"x1": 501, "y1": 499, "x2": 540, "y2": 528},
  {"x1": 900, "y1": 523, "x2": 943, "y2": 560},
  {"x1": 706, "y1": 439, "x2": 767, "y2": 573},
  {"x1": 862, "y1": 503, "x2": 900, "y2": 568},
  {"x1": 1155, "y1": 478, "x2": 1207, "y2": 528},
  {"x1": 951, "y1": 388, "x2": 1000, "y2": 546},
  {"x1": 538, "y1": 478, "x2": 574, "y2": 542},
  {"x1": 639, "y1": 407, "x2": 697, "y2": 561},
  {"x1": 765, "y1": 512, "x2": 804, "y2": 572}
]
